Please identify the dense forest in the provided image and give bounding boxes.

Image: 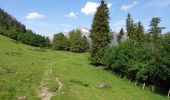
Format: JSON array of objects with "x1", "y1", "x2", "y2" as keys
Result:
[
  {"x1": 0, "y1": 8, "x2": 50, "y2": 47},
  {"x1": 90, "y1": 0, "x2": 170, "y2": 94}
]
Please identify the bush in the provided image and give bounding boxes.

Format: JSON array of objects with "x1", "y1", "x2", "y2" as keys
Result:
[
  {"x1": 102, "y1": 40, "x2": 139, "y2": 79},
  {"x1": 70, "y1": 79, "x2": 89, "y2": 87},
  {"x1": 102, "y1": 33, "x2": 170, "y2": 93}
]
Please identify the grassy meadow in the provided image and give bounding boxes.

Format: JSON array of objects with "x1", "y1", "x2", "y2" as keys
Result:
[{"x1": 0, "y1": 35, "x2": 168, "y2": 100}]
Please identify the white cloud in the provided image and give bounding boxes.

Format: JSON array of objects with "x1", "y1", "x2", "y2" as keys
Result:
[
  {"x1": 81, "y1": 2, "x2": 99, "y2": 15},
  {"x1": 81, "y1": 2, "x2": 112, "y2": 15},
  {"x1": 145, "y1": 0, "x2": 170, "y2": 8},
  {"x1": 108, "y1": 3, "x2": 112, "y2": 8},
  {"x1": 25, "y1": 12, "x2": 44, "y2": 20},
  {"x1": 113, "y1": 20, "x2": 125, "y2": 32},
  {"x1": 67, "y1": 12, "x2": 77, "y2": 18},
  {"x1": 120, "y1": 1, "x2": 139, "y2": 11}
]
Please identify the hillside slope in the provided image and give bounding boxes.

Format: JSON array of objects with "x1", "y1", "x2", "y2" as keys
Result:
[{"x1": 0, "y1": 35, "x2": 168, "y2": 100}]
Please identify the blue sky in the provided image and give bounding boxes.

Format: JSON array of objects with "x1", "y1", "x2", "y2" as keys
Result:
[{"x1": 0, "y1": 0, "x2": 170, "y2": 37}]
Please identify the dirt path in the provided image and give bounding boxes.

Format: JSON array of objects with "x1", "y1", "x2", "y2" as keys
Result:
[
  {"x1": 56, "y1": 77, "x2": 63, "y2": 92},
  {"x1": 38, "y1": 85, "x2": 53, "y2": 100},
  {"x1": 38, "y1": 62, "x2": 63, "y2": 100}
]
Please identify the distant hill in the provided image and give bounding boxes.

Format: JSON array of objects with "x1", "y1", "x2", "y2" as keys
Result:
[{"x1": 0, "y1": 8, "x2": 50, "y2": 48}]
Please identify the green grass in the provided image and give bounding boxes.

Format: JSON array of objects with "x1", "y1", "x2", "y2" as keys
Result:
[{"x1": 0, "y1": 35, "x2": 168, "y2": 100}]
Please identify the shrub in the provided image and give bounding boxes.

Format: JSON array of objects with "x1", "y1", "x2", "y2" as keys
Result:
[{"x1": 70, "y1": 79, "x2": 89, "y2": 87}]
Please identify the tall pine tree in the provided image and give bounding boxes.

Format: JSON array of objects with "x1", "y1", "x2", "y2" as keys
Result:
[
  {"x1": 126, "y1": 13, "x2": 135, "y2": 40},
  {"x1": 82, "y1": 36, "x2": 89, "y2": 51},
  {"x1": 148, "y1": 17, "x2": 165, "y2": 52},
  {"x1": 117, "y1": 28, "x2": 124, "y2": 44},
  {"x1": 90, "y1": 0, "x2": 112, "y2": 65},
  {"x1": 136, "y1": 21, "x2": 145, "y2": 44},
  {"x1": 149, "y1": 17, "x2": 165, "y2": 44}
]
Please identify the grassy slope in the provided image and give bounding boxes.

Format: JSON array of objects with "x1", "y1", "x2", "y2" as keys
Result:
[{"x1": 0, "y1": 35, "x2": 168, "y2": 100}]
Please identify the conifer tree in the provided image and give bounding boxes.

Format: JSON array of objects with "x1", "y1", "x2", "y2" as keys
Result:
[
  {"x1": 69, "y1": 30, "x2": 89, "y2": 53},
  {"x1": 69, "y1": 30, "x2": 83, "y2": 53},
  {"x1": 44, "y1": 37, "x2": 51, "y2": 48},
  {"x1": 149, "y1": 17, "x2": 165, "y2": 44},
  {"x1": 82, "y1": 36, "x2": 89, "y2": 51},
  {"x1": 90, "y1": 0, "x2": 112, "y2": 65},
  {"x1": 148, "y1": 17, "x2": 165, "y2": 53},
  {"x1": 117, "y1": 28, "x2": 124, "y2": 44},
  {"x1": 52, "y1": 33, "x2": 67, "y2": 50},
  {"x1": 136, "y1": 21, "x2": 145, "y2": 44},
  {"x1": 126, "y1": 13, "x2": 135, "y2": 40}
]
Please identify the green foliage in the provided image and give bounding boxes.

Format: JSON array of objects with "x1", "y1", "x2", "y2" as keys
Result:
[
  {"x1": 52, "y1": 30, "x2": 89, "y2": 53},
  {"x1": 0, "y1": 35, "x2": 168, "y2": 100},
  {"x1": 136, "y1": 21, "x2": 145, "y2": 44},
  {"x1": 69, "y1": 30, "x2": 83, "y2": 52},
  {"x1": 102, "y1": 15, "x2": 170, "y2": 92},
  {"x1": 148, "y1": 17, "x2": 165, "y2": 52},
  {"x1": 126, "y1": 13, "x2": 135, "y2": 40},
  {"x1": 90, "y1": 0, "x2": 112, "y2": 65},
  {"x1": 0, "y1": 8, "x2": 26, "y2": 32},
  {"x1": 159, "y1": 33, "x2": 170, "y2": 88},
  {"x1": 70, "y1": 79, "x2": 89, "y2": 87},
  {"x1": 52, "y1": 32, "x2": 69, "y2": 50},
  {"x1": 69, "y1": 30, "x2": 89, "y2": 53},
  {"x1": 82, "y1": 36, "x2": 89, "y2": 51},
  {"x1": 44, "y1": 37, "x2": 51, "y2": 48},
  {"x1": 117, "y1": 28, "x2": 124, "y2": 44},
  {"x1": 102, "y1": 41, "x2": 138, "y2": 78},
  {"x1": 101, "y1": 46, "x2": 116, "y2": 67},
  {"x1": 103, "y1": 36, "x2": 169, "y2": 85},
  {"x1": 126, "y1": 14, "x2": 145, "y2": 46},
  {"x1": 0, "y1": 8, "x2": 48, "y2": 48},
  {"x1": 149, "y1": 18, "x2": 164, "y2": 42}
]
